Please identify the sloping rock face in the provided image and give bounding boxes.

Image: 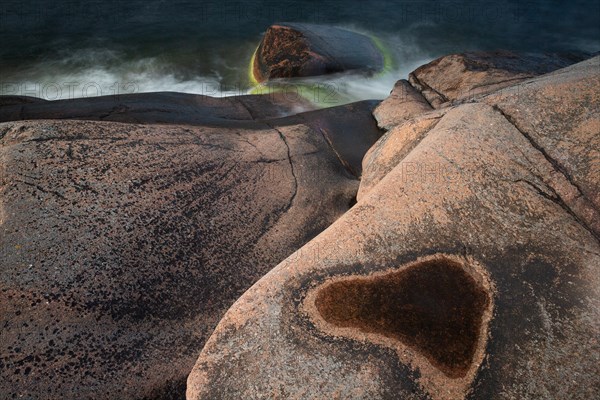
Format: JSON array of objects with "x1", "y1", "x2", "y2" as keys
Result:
[
  {"x1": 0, "y1": 99, "x2": 381, "y2": 399},
  {"x1": 187, "y1": 57, "x2": 600, "y2": 399},
  {"x1": 278, "y1": 100, "x2": 382, "y2": 177},
  {"x1": 481, "y1": 65, "x2": 600, "y2": 235},
  {"x1": 253, "y1": 23, "x2": 384, "y2": 82},
  {"x1": 0, "y1": 96, "x2": 47, "y2": 107},
  {"x1": 0, "y1": 92, "x2": 315, "y2": 126},
  {"x1": 372, "y1": 79, "x2": 432, "y2": 131},
  {"x1": 358, "y1": 109, "x2": 445, "y2": 201},
  {"x1": 408, "y1": 51, "x2": 590, "y2": 108}
]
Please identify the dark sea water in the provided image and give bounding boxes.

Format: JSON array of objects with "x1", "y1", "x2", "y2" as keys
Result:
[{"x1": 1, "y1": 0, "x2": 598, "y2": 103}]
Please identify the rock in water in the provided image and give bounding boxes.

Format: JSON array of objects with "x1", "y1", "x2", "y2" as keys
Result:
[
  {"x1": 187, "y1": 56, "x2": 600, "y2": 400},
  {"x1": 253, "y1": 23, "x2": 384, "y2": 82}
]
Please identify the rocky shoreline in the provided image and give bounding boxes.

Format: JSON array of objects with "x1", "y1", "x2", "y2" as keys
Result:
[
  {"x1": 1, "y1": 44, "x2": 599, "y2": 400},
  {"x1": 187, "y1": 52, "x2": 600, "y2": 400}
]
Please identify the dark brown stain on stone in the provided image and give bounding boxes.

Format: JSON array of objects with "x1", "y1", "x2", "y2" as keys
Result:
[
  {"x1": 254, "y1": 25, "x2": 319, "y2": 82},
  {"x1": 314, "y1": 258, "x2": 490, "y2": 378}
]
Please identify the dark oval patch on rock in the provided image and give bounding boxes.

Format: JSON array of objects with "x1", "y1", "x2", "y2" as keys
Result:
[
  {"x1": 253, "y1": 23, "x2": 384, "y2": 82},
  {"x1": 314, "y1": 258, "x2": 491, "y2": 378}
]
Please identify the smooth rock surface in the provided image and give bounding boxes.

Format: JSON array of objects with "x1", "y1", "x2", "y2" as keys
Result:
[
  {"x1": 277, "y1": 100, "x2": 382, "y2": 177},
  {"x1": 188, "y1": 57, "x2": 600, "y2": 400},
  {"x1": 0, "y1": 96, "x2": 48, "y2": 107},
  {"x1": 482, "y1": 59, "x2": 600, "y2": 237},
  {"x1": 253, "y1": 23, "x2": 384, "y2": 82},
  {"x1": 408, "y1": 51, "x2": 590, "y2": 108},
  {"x1": 358, "y1": 109, "x2": 445, "y2": 201},
  {"x1": 0, "y1": 98, "x2": 381, "y2": 399},
  {"x1": 0, "y1": 92, "x2": 316, "y2": 126},
  {"x1": 372, "y1": 79, "x2": 432, "y2": 130}
]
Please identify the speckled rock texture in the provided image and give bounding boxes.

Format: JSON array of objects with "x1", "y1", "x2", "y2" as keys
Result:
[
  {"x1": 0, "y1": 98, "x2": 382, "y2": 399},
  {"x1": 187, "y1": 56, "x2": 600, "y2": 399},
  {"x1": 253, "y1": 23, "x2": 384, "y2": 82},
  {"x1": 408, "y1": 50, "x2": 590, "y2": 108}
]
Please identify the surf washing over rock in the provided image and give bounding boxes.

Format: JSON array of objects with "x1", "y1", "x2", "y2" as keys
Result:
[{"x1": 2, "y1": 1, "x2": 598, "y2": 103}]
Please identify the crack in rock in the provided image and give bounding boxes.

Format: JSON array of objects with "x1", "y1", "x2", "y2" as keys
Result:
[{"x1": 493, "y1": 105, "x2": 600, "y2": 243}]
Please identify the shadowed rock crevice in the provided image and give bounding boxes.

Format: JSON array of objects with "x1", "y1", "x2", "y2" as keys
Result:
[
  {"x1": 314, "y1": 258, "x2": 491, "y2": 378},
  {"x1": 317, "y1": 126, "x2": 358, "y2": 177},
  {"x1": 407, "y1": 72, "x2": 447, "y2": 108}
]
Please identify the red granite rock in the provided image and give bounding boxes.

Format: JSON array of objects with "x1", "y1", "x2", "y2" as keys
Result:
[
  {"x1": 372, "y1": 79, "x2": 433, "y2": 130},
  {"x1": 408, "y1": 51, "x2": 589, "y2": 108},
  {"x1": 187, "y1": 56, "x2": 600, "y2": 400},
  {"x1": 0, "y1": 98, "x2": 381, "y2": 399},
  {"x1": 253, "y1": 23, "x2": 384, "y2": 82}
]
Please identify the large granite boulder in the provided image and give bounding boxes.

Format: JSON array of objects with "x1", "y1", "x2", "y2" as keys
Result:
[
  {"x1": 408, "y1": 51, "x2": 590, "y2": 108},
  {"x1": 252, "y1": 23, "x2": 384, "y2": 82},
  {"x1": 0, "y1": 98, "x2": 381, "y2": 399},
  {"x1": 370, "y1": 51, "x2": 588, "y2": 134},
  {"x1": 187, "y1": 57, "x2": 600, "y2": 399}
]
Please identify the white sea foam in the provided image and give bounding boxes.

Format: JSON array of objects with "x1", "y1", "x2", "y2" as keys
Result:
[
  {"x1": 1, "y1": 60, "x2": 241, "y2": 100},
  {"x1": 0, "y1": 30, "x2": 438, "y2": 104}
]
